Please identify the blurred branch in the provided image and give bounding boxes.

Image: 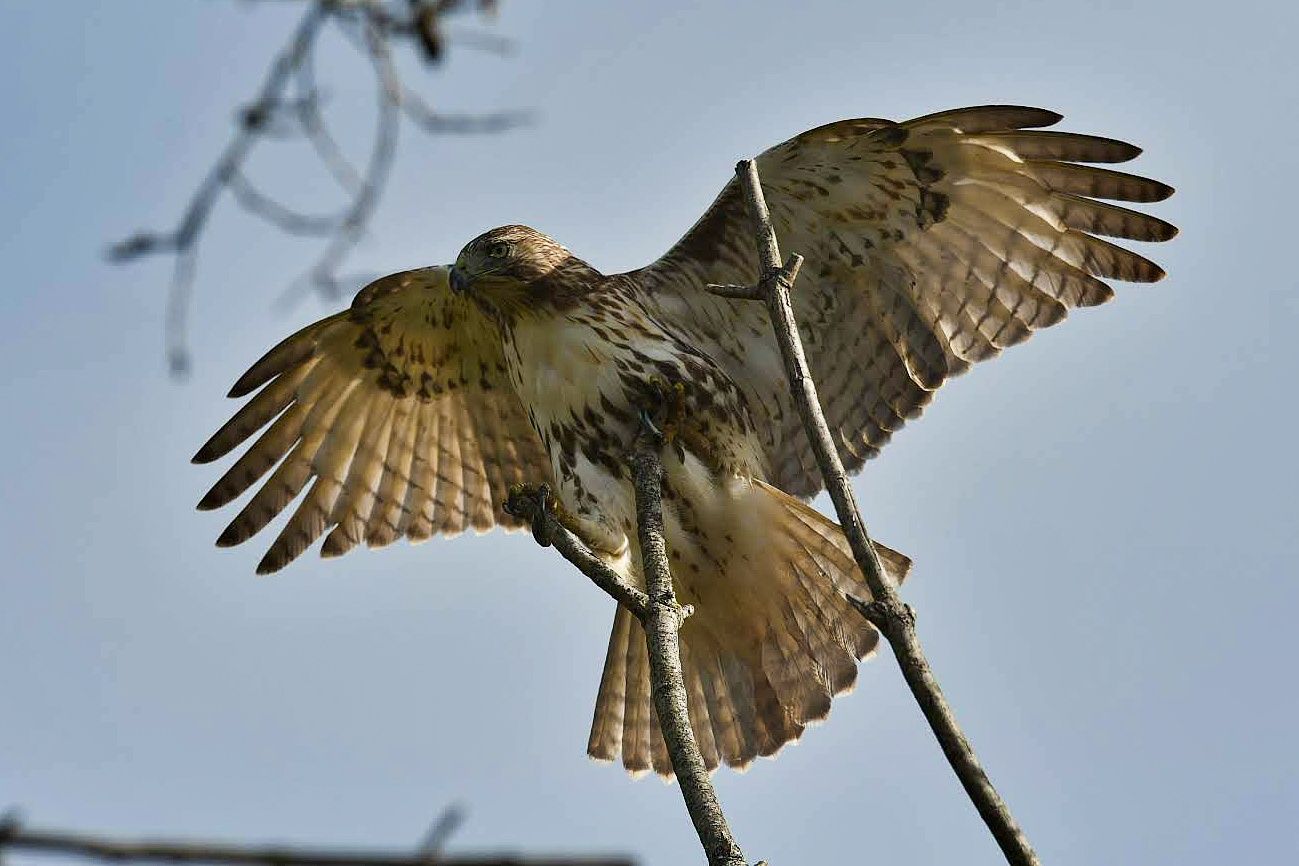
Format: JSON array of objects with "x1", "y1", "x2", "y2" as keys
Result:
[
  {"x1": 108, "y1": 0, "x2": 530, "y2": 376},
  {"x1": 708, "y1": 159, "x2": 1042, "y2": 866},
  {"x1": 0, "y1": 816, "x2": 632, "y2": 866}
]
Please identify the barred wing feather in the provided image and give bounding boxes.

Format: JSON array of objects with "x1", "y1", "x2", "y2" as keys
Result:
[
  {"x1": 636, "y1": 105, "x2": 1175, "y2": 497},
  {"x1": 194, "y1": 266, "x2": 551, "y2": 573}
]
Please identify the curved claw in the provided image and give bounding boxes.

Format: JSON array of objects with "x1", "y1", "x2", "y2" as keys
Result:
[
  {"x1": 503, "y1": 482, "x2": 555, "y2": 547},
  {"x1": 638, "y1": 408, "x2": 664, "y2": 440},
  {"x1": 638, "y1": 376, "x2": 688, "y2": 444}
]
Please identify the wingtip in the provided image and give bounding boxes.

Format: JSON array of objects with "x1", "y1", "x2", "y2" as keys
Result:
[
  {"x1": 191, "y1": 444, "x2": 220, "y2": 465},
  {"x1": 255, "y1": 555, "x2": 284, "y2": 576},
  {"x1": 1038, "y1": 108, "x2": 1065, "y2": 127},
  {"x1": 227, "y1": 379, "x2": 255, "y2": 400}
]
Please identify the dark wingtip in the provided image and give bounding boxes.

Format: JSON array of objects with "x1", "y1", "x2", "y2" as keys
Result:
[
  {"x1": 1117, "y1": 142, "x2": 1144, "y2": 161},
  {"x1": 227, "y1": 378, "x2": 257, "y2": 400},
  {"x1": 192, "y1": 441, "x2": 221, "y2": 465},
  {"x1": 1037, "y1": 108, "x2": 1065, "y2": 127},
  {"x1": 255, "y1": 549, "x2": 288, "y2": 575},
  {"x1": 215, "y1": 524, "x2": 243, "y2": 547},
  {"x1": 1151, "y1": 181, "x2": 1176, "y2": 202}
]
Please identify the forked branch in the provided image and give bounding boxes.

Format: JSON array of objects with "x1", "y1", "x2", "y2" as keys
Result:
[
  {"x1": 710, "y1": 159, "x2": 1042, "y2": 866},
  {"x1": 506, "y1": 444, "x2": 752, "y2": 866},
  {"x1": 108, "y1": 1, "x2": 529, "y2": 375}
]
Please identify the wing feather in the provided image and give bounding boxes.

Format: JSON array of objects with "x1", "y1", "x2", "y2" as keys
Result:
[
  {"x1": 1024, "y1": 160, "x2": 1174, "y2": 202},
  {"x1": 969, "y1": 130, "x2": 1143, "y2": 163},
  {"x1": 1052, "y1": 193, "x2": 1179, "y2": 241},
  {"x1": 363, "y1": 397, "x2": 418, "y2": 547},
  {"x1": 196, "y1": 266, "x2": 550, "y2": 572},
  {"x1": 634, "y1": 106, "x2": 1174, "y2": 496}
]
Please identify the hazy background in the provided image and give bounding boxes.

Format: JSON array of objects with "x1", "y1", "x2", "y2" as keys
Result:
[{"x1": 2, "y1": 1, "x2": 1295, "y2": 864}]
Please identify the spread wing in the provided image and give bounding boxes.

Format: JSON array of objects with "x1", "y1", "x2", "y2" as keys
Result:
[
  {"x1": 194, "y1": 266, "x2": 550, "y2": 574},
  {"x1": 634, "y1": 105, "x2": 1176, "y2": 496}
]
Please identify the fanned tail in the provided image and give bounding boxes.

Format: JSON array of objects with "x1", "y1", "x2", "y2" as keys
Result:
[{"x1": 587, "y1": 477, "x2": 910, "y2": 778}]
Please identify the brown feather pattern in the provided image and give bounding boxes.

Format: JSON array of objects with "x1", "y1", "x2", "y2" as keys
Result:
[
  {"x1": 197, "y1": 267, "x2": 551, "y2": 572},
  {"x1": 637, "y1": 104, "x2": 1175, "y2": 496}
]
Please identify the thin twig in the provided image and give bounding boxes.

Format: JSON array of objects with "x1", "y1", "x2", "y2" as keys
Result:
[
  {"x1": 0, "y1": 821, "x2": 631, "y2": 866},
  {"x1": 228, "y1": 168, "x2": 344, "y2": 236},
  {"x1": 107, "y1": 3, "x2": 328, "y2": 374},
  {"x1": 713, "y1": 158, "x2": 1042, "y2": 866},
  {"x1": 628, "y1": 443, "x2": 748, "y2": 866},
  {"x1": 418, "y1": 803, "x2": 467, "y2": 861},
  {"x1": 503, "y1": 485, "x2": 650, "y2": 617},
  {"x1": 108, "y1": 0, "x2": 529, "y2": 374},
  {"x1": 298, "y1": 10, "x2": 402, "y2": 300}
]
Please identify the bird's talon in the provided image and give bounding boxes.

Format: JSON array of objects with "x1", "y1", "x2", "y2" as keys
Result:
[
  {"x1": 638, "y1": 408, "x2": 664, "y2": 440},
  {"x1": 503, "y1": 482, "x2": 556, "y2": 547},
  {"x1": 639, "y1": 377, "x2": 689, "y2": 444}
]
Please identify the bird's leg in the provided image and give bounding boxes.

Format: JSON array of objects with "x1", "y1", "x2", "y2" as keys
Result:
[
  {"x1": 504, "y1": 482, "x2": 579, "y2": 547},
  {"x1": 639, "y1": 375, "x2": 691, "y2": 448},
  {"x1": 637, "y1": 375, "x2": 726, "y2": 474}
]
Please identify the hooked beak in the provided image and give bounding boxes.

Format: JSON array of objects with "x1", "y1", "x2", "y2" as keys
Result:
[{"x1": 449, "y1": 265, "x2": 471, "y2": 295}]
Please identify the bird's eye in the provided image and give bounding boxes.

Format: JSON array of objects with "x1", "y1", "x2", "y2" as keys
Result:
[{"x1": 486, "y1": 241, "x2": 511, "y2": 260}]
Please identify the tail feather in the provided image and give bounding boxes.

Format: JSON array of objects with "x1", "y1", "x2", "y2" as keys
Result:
[
  {"x1": 587, "y1": 477, "x2": 911, "y2": 778},
  {"x1": 621, "y1": 617, "x2": 653, "y2": 776},
  {"x1": 587, "y1": 606, "x2": 632, "y2": 764},
  {"x1": 763, "y1": 599, "x2": 833, "y2": 721},
  {"x1": 682, "y1": 644, "x2": 721, "y2": 770}
]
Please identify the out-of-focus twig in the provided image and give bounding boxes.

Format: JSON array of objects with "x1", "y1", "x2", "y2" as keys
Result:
[
  {"x1": 108, "y1": 1, "x2": 530, "y2": 376},
  {"x1": 0, "y1": 815, "x2": 632, "y2": 866}
]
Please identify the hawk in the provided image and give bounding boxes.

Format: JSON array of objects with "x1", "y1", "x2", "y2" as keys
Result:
[{"x1": 195, "y1": 105, "x2": 1175, "y2": 777}]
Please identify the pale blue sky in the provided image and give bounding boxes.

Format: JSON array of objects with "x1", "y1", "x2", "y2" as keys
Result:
[{"x1": 1, "y1": 2, "x2": 1295, "y2": 864}]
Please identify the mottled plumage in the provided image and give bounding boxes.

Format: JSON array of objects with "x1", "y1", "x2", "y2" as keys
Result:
[{"x1": 196, "y1": 106, "x2": 1175, "y2": 777}]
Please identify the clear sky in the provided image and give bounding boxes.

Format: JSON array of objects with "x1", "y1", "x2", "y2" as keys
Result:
[{"x1": 1, "y1": 2, "x2": 1295, "y2": 864}]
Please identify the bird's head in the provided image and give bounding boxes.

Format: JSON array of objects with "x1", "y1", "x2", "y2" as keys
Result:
[{"x1": 449, "y1": 225, "x2": 600, "y2": 324}]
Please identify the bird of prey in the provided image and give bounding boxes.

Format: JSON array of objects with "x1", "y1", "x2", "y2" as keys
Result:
[{"x1": 195, "y1": 105, "x2": 1175, "y2": 777}]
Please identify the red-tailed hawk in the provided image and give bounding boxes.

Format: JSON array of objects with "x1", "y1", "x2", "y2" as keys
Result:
[{"x1": 195, "y1": 106, "x2": 1175, "y2": 777}]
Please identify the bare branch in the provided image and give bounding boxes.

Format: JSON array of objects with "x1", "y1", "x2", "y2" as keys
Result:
[
  {"x1": 108, "y1": 0, "x2": 529, "y2": 373},
  {"x1": 227, "y1": 168, "x2": 344, "y2": 236},
  {"x1": 506, "y1": 445, "x2": 753, "y2": 866},
  {"x1": 298, "y1": 10, "x2": 402, "y2": 299},
  {"x1": 628, "y1": 442, "x2": 747, "y2": 866},
  {"x1": 293, "y1": 40, "x2": 363, "y2": 193},
  {"x1": 0, "y1": 820, "x2": 631, "y2": 866},
  {"x1": 418, "y1": 804, "x2": 467, "y2": 861},
  {"x1": 399, "y1": 94, "x2": 534, "y2": 135},
  {"x1": 715, "y1": 158, "x2": 1042, "y2": 866},
  {"x1": 503, "y1": 485, "x2": 650, "y2": 617},
  {"x1": 701, "y1": 283, "x2": 762, "y2": 300}
]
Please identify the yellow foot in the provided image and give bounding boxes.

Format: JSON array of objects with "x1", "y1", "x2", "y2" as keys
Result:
[{"x1": 641, "y1": 376, "x2": 689, "y2": 444}]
